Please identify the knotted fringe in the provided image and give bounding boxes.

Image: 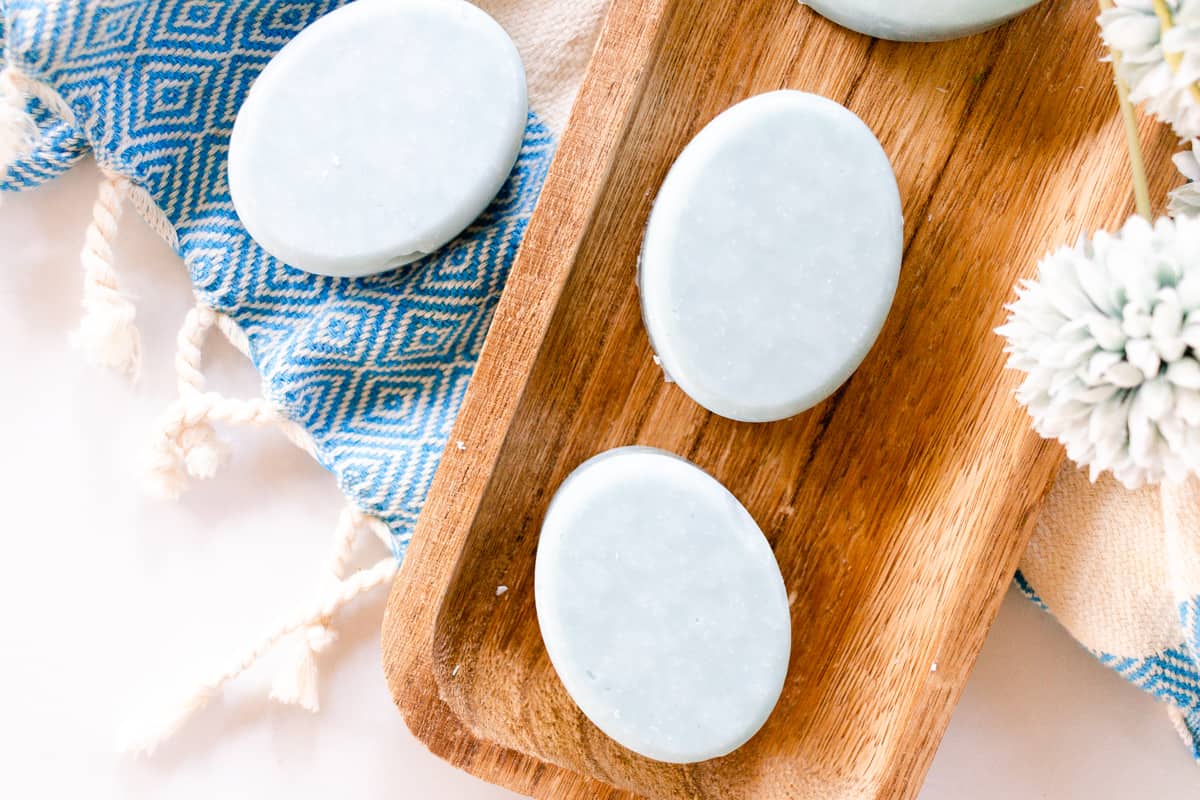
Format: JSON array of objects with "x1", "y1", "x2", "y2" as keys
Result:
[
  {"x1": 144, "y1": 302, "x2": 316, "y2": 499},
  {"x1": 0, "y1": 66, "x2": 141, "y2": 377},
  {"x1": 124, "y1": 300, "x2": 399, "y2": 754},
  {"x1": 123, "y1": 504, "x2": 397, "y2": 755},
  {"x1": 0, "y1": 65, "x2": 37, "y2": 178},
  {"x1": 269, "y1": 507, "x2": 394, "y2": 711},
  {"x1": 73, "y1": 173, "x2": 142, "y2": 379}
]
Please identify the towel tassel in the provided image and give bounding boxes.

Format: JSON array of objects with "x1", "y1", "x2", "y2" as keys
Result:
[
  {"x1": 73, "y1": 173, "x2": 142, "y2": 379},
  {"x1": 122, "y1": 503, "x2": 397, "y2": 755},
  {"x1": 128, "y1": 305, "x2": 399, "y2": 752},
  {"x1": 144, "y1": 302, "x2": 316, "y2": 498},
  {"x1": 269, "y1": 506, "x2": 393, "y2": 711}
]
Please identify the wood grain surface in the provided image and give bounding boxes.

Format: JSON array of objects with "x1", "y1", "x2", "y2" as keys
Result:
[{"x1": 382, "y1": 0, "x2": 1180, "y2": 797}]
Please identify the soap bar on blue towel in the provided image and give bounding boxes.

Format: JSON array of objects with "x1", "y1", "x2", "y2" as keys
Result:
[{"x1": 228, "y1": 0, "x2": 528, "y2": 277}]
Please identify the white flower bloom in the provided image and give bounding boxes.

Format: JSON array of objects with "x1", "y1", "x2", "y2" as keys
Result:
[
  {"x1": 1100, "y1": 0, "x2": 1200, "y2": 138},
  {"x1": 1170, "y1": 139, "x2": 1200, "y2": 215},
  {"x1": 998, "y1": 215, "x2": 1200, "y2": 488}
]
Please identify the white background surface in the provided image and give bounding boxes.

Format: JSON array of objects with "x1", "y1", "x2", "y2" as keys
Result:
[{"x1": 2, "y1": 161, "x2": 1198, "y2": 798}]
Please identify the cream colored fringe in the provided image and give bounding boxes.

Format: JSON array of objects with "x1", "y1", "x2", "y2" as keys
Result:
[
  {"x1": 143, "y1": 302, "x2": 319, "y2": 498},
  {"x1": 126, "y1": 306, "x2": 397, "y2": 753},
  {"x1": 0, "y1": 63, "x2": 400, "y2": 755},
  {"x1": 73, "y1": 172, "x2": 143, "y2": 379},
  {"x1": 2, "y1": 63, "x2": 144, "y2": 378},
  {"x1": 124, "y1": 506, "x2": 397, "y2": 755},
  {"x1": 124, "y1": 305, "x2": 399, "y2": 755},
  {"x1": 121, "y1": 301, "x2": 399, "y2": 755}
]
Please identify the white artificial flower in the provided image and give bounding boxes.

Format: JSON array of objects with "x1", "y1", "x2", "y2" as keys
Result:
[
  {"x1": 1170, "y1": 139, "x2": 1200, "y2": 215},
  {"x1": 1100, "y1": 0, "x2": 1200, "y2": 138},
  {"x1": 998, "y1": 215, "x2": 1200, "y2": 488}
]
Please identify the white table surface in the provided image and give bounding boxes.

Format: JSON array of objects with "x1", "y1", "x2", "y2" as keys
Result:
[{"x1": 2, "y1": 160, "x2": 1197, "y2": 799}]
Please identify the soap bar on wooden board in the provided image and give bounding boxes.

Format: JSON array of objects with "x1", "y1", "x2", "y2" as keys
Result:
[
  {"x1": 381, "y1": 0, "x2": 1183, "y2": 795},
  {"x1": 803, "y1": 0, "x2": 1043, "y2": 42},
  {"x1": 639, "y1": 90, "x2": 902, "y2": 423},
  {"x1": 535, "y1": 447, "x2": 792, "y2": 764}
]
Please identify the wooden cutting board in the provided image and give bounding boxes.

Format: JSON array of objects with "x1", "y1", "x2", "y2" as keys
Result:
[{"x1": 382, "y1": 0, "x2": 1180, "y2": 797}]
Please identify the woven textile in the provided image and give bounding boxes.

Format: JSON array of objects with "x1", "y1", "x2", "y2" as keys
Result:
[
  {"x1": 0, "y1": 0, "x2": 608, "y2": 556},
  {"x1": 1021, "y1": 467, "x2": 1200, "y2": 758}
]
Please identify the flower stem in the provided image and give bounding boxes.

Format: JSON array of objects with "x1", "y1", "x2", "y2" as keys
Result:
[
  {"x1": 1100, "y1": 0, "x2": 1153, "y2": 221},
  {"x1": 1152, "y1": 0, "x2": 1200, "y2": 105}
]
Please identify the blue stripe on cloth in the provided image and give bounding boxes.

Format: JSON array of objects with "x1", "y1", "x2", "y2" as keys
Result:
[
  {"x1": 1, "y1": 1, "x2": 557, "y2": 558},
  {"x1": 1017, "y1": 573, "x2": 1200, "y2": 759},
  {"x1": 1185, "y1": 709, "x2": 1200, "y2": 760},
  {"x1": 1012, "y1": 569, "x2": 1048, "y2": 610}
]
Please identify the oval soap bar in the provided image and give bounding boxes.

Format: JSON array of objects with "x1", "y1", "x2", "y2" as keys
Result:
[
  {"x1": 228, "y1": 0, "x2": 527, "y2": 277},
  {"x1": 804, "y1": 0, "x2": 1043, "y2": 42},
  {"x1": 639, "y1": 91, "x2": 902, "y2": 423},
  {"x1": 536, "y1": 447, "x2": 791, "y2": 764}
]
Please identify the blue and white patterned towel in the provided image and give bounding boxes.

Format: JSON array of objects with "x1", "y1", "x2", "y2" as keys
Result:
[
  {"x1": 0, "y1": 0, "x2": 607, "y2": 745},
  {"x1": 0, "y1": 0, "x2": 609, "y2": 555}
]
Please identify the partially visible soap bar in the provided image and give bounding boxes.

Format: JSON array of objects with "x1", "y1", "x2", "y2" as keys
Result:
[
  {"x1": 803, "y1": 0, "x2": 1043, "y2": 42},
  {"x1": 228, "y1": 0, "x2": 527, "y2": 277},
  {"x1": 639, "y1": 91, "x2": 902, "y2": 423},
  {"x1": 536, "y1": 447, "x2": 791, "y2": 764}
]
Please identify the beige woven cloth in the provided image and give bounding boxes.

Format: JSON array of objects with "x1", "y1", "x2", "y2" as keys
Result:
[
  {"x1": 1022, "y1": 466, "x2": 1200, "y2": 756},
  {"x1": 479, "y1": 0, "x2": 611, "y2": 135}
]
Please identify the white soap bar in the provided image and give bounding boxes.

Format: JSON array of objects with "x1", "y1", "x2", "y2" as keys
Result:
[
  {"x1": 639, "y1": 91, "x2": 902, "y2": 423},
  {"x1": 804, "y1": 0, "x2": 1043, "y2": 42},
  {"x1": 535, "y1": 447, "x2": 791, "y2": 764},
  {"x1": 228, "y1": 0, "x2": 527, "y2": 277}
]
